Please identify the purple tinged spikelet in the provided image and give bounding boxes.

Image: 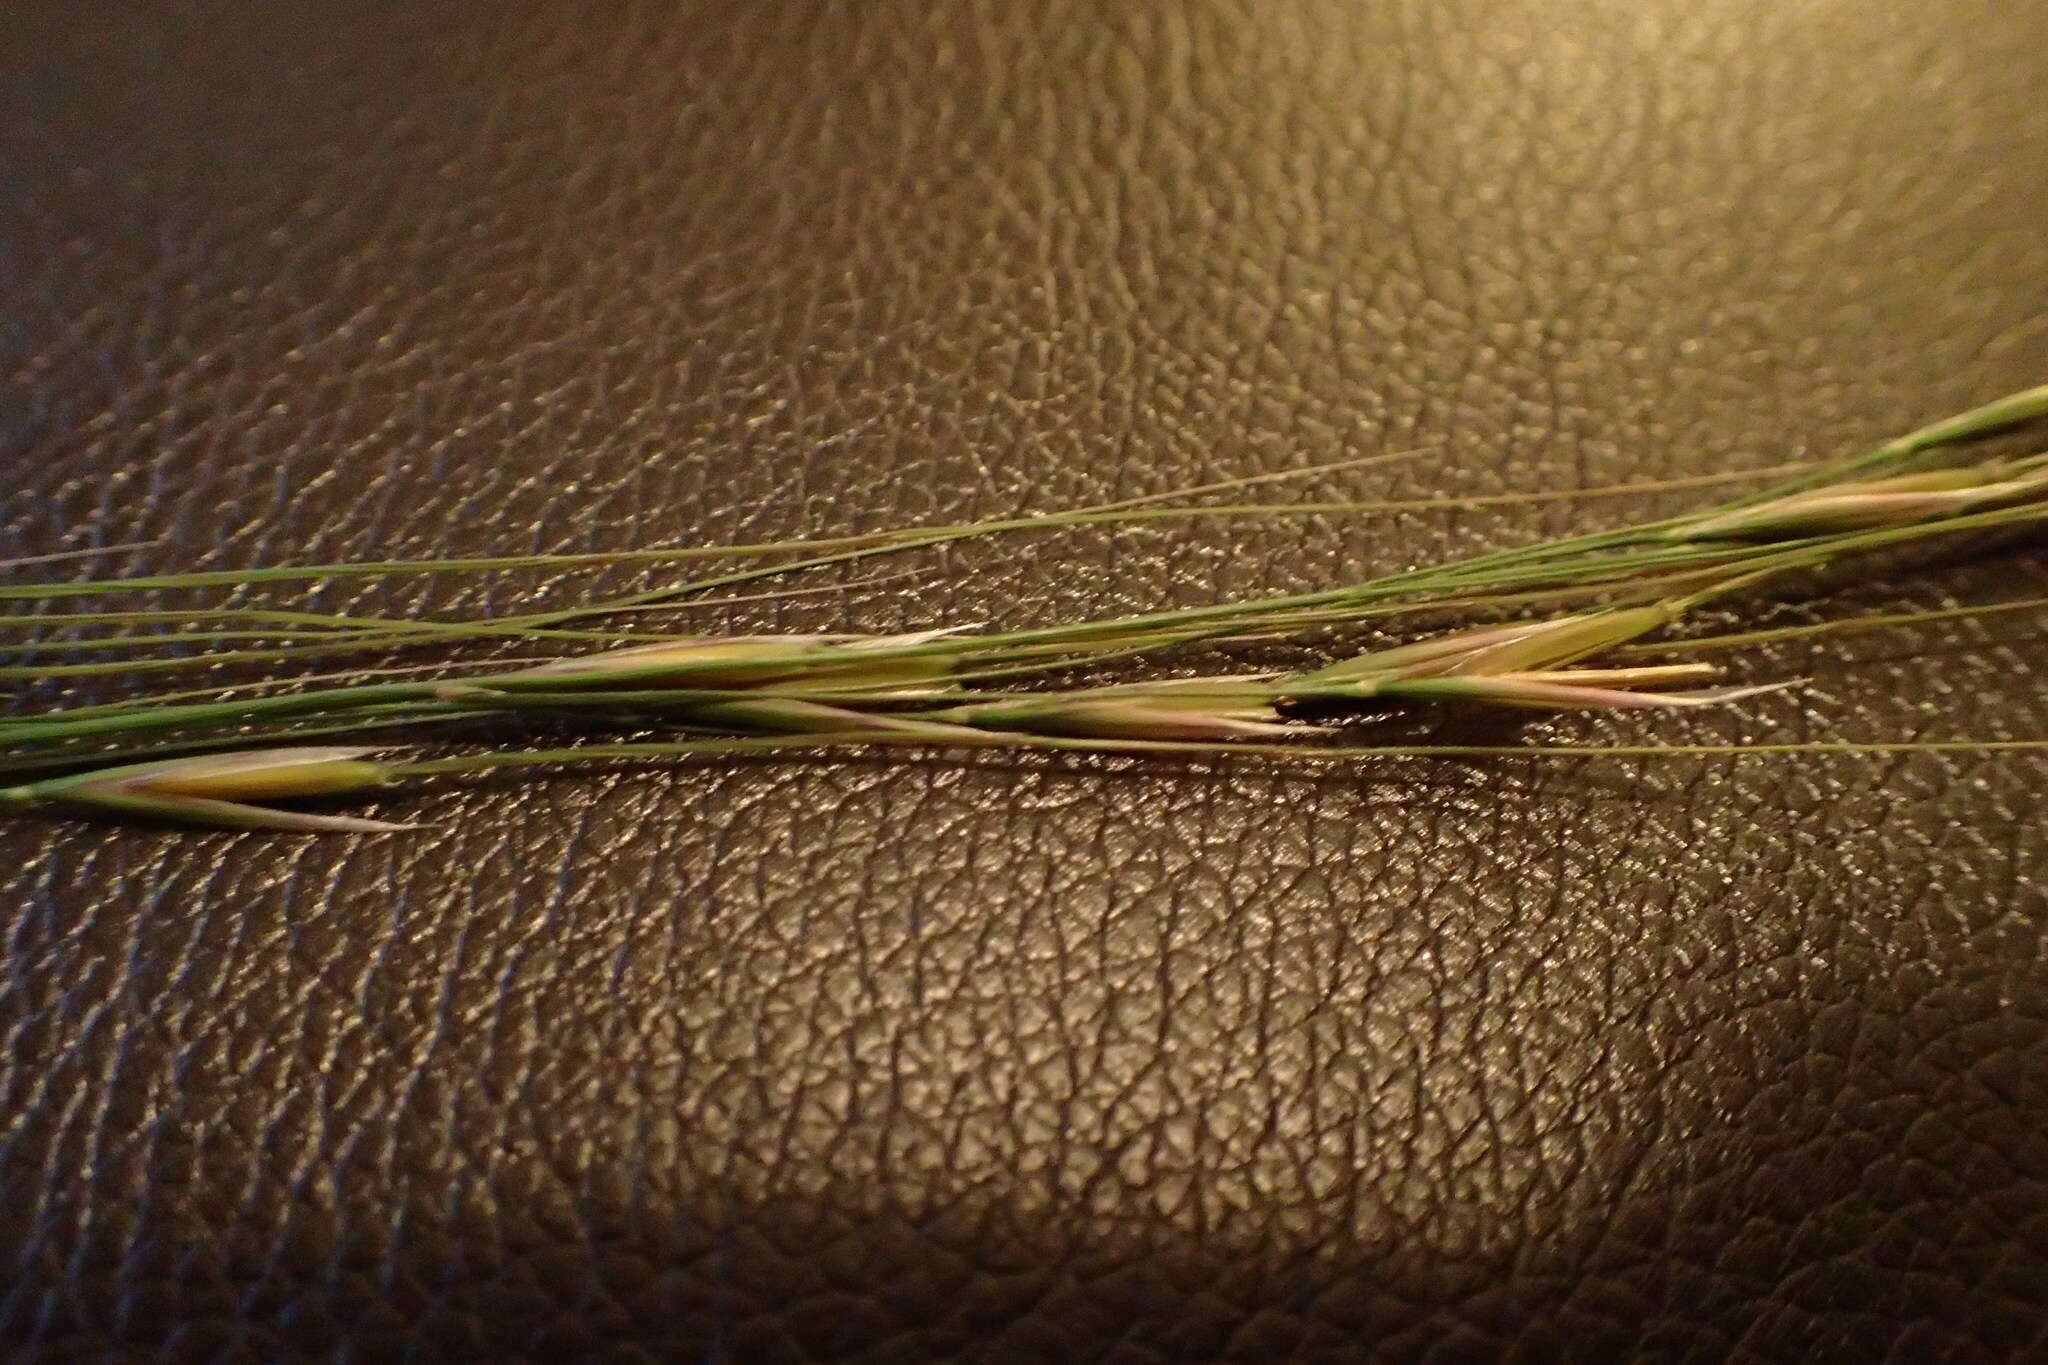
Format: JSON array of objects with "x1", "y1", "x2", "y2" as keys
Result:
[{"x1": 1, "y1": 747, "x2": 411, "y2": 833}]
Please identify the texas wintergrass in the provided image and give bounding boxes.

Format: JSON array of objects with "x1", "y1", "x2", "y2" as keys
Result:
[
  {"x1": 9, "y1": 471, "x2": 2046, "y2": 751},
  {"x1": 0, "y1": 458, "x2": 1814, "y2": 682},
  {"x1": 5, "y1": 382, "x2": 2048, "y2": 828},
  {"x1": 5, "y1": 376, "x2": 2035, "y2": 694},
  {"x1": 6, "y1": 385, "x2": 2045, "y2": 735}
]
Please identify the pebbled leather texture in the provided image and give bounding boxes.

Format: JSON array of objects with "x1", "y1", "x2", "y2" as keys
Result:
[{"x1": 5, "y1": 3, "x2": 2048, "y2": 1360}]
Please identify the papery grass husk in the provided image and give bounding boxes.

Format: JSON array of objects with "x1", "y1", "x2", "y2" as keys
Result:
[
  {"x1": 497, "y1": 628, "x2": 969, "y2": 693},
  {"x1": 0, "y1": 746, "x2": 412, "y2": 833}
]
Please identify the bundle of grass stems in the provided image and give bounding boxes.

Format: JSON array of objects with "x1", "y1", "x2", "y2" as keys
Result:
[{"x1": 5, "y1": 383, "x2": 2048, "y2": 832}]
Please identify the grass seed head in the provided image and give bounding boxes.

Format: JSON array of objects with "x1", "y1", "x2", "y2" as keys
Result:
[
  {"x1": 1, "y1": 746, "x2": 411, "y2": 833},
  {"x1": 503, "y1": 628, "x2": 965, "y2": 693},
  {"x1": 1304, "y1": 605, "x2": 1680, "y2": 687},
  {"x1": 1669, "y1": 467, "x2": 2029, "y2": 541},
  {"x1": 941, "y1": 695, "x2": 1309, "y2": 741},
  {"x1": 1379, "y1": 673, "x2": 1795, "y2": 711},
  {"x1": 1444, "y1": 605, "x2": 1678, "y2": 675},
  {"x1": 1299, "y1": 620, "x2": 1556, "y2": 683}
]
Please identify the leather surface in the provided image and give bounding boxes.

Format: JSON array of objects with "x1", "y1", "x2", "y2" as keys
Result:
[{"x1": 5, "y1": 3, "x2": 2048, "y2": 1360}]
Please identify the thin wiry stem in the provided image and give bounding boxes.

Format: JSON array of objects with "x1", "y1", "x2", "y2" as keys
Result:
[
  {"x1": 389, "y1": 731, "x2": 2048, "y2": 783},
  {"x1": 0, "y1": 447, "x2": 1435, "y2": 603},
  {"x1": 0, "y1": 569, "x2": 933, "y2": 635},
  {"x1": 0, "y1": 459, "x2": 1802, "y2": 662},
  {"x1": 0, "y1": 540, "x2": 164, "y2": 571},
  {"x1": 1618, "y1": 593, "x2": 2048, "y2": 656}
]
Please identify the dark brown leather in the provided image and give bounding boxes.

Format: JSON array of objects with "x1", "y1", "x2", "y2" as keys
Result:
[{"x1": 6, "y1": 4, "x2": 2048, "y2": 1361}]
